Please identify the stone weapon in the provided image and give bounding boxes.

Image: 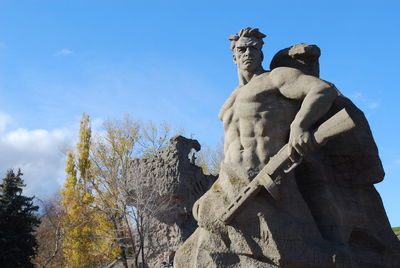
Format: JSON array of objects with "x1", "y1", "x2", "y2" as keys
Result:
[{"x1": 220, "y1": 108, "x2": 356, "y2": 224}]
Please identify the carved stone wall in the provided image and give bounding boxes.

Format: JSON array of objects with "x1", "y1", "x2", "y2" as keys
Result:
[{"x1": 127, "y1": 135, "x2": 217, "y2": 267}]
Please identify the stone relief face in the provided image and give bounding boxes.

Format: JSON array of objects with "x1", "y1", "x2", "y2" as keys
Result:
[{"x1": 233, "y1": 36, "x2": 263, "y2": 73}]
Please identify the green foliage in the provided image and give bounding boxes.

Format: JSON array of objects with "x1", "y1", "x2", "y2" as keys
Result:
[
  {"x1": 0, "y1": 169, "x2": 40, "y2": 268},
  {"x1": 393, "y1": 227, "x2": 400, "y2": 236}
]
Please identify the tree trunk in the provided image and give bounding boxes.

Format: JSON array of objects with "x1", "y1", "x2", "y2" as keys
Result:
[
  {"x1": 125, "y1": 214, "x2": 136, "y2": 255},
  {"x1": 141, "y1": 240, "x2": 145, "y2": 268},
  {"x1": 140, "y1": 214, "x2": 145, "y2": 268},
  {"x1": 135, "y1": 246, "x2": 141, "y2": 268},
  {"x1": 120, "y1": 247, "x2": 129, "y2": 268},
  {"x1": 113, "y1": 219, "x2": 129, "y2": 268}
]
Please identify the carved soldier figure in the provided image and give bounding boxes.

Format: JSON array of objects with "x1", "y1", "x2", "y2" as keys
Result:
[{"x1": 174, "y1": 28, "x2": 400, "y2": 267}]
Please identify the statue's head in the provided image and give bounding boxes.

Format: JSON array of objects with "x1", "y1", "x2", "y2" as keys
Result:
[{"x1": 229, "y1": 27, "x2": 266, "y2": 73}]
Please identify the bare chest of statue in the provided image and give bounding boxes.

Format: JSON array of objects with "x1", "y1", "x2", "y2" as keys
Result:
[{"x1": 220, "y1": 72, "x2": 300, "y2": 172}]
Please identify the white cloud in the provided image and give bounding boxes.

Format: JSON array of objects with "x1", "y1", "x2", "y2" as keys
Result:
[
  {"x1": 349, "y1": 92, "x2": 381, "y2": 110},
  {"x1": 0, "y1": 113, "x2": 75, "y2": 200},
  {"x1": 0, "y1": 112, "x2": 12, "y2": 132},
  {"x1": 367, "y1": 102, "x2": 380, "y2": 109},
  {"x1": 91, "y1": 117, "x2": 104, "y2": 131},
  {"x1": 54, "y1": 48, "x2": 73, "y2": 56},
  {"x1": 350, "y1": 92, "x2": 363, "y2": 99}
]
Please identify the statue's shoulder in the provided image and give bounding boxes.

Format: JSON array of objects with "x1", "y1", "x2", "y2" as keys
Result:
[
  {"x1": 268, "y1": 67, "x2": 303, "y2": 87},
  {"x1": 269, "y1": 66, "x2": 302, "y2": 77},
  {"x1": 218, "y1": 87, "x2": 240, "y2": 120}
]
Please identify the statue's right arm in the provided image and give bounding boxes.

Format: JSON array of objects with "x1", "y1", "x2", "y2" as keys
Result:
[{"x1": 270, "y1": 67, "x2": 338, "y2": 156}]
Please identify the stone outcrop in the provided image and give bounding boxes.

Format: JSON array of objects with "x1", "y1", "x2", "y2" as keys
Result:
[{"x1": 127, "y1": 135, "x2": 217, "y2": 267}]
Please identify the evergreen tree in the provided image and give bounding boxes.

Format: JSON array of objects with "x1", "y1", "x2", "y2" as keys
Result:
[{"x1": 0, "y1": 169, "x2": 40, "y2": 268}]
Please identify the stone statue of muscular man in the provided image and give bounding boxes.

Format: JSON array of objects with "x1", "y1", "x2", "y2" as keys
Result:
[
  {"x1": 222, "y1": 28, "x2": 335, "y2": 178},
  {"x1": 174, "y1": 28, "x2": 400, "y2": 267}
]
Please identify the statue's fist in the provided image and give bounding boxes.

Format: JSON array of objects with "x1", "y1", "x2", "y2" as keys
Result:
[{"x1": 288, "y1": 126, "x2": 316, "y2": 158}]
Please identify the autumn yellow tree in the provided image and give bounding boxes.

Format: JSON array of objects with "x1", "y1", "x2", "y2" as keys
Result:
[
  {"x1": 34, "y1": 194, "x2": 65, "y2": 268},
  {"x1": 89, "y1": 115, "x2": 139, "y2": 268},
  {"x1": 195, "y1": 137, "x2": 224, "y2": 175},
  {"x1": 90, "y1": 117, "x2": 182, "y2": 267},
  {"x1": 60, "y1": 114, "x2": 119, "y2": 268}
]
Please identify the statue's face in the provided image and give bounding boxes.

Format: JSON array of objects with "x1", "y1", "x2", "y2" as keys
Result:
[{"x1": 233, "y1": 36, "x2": 263, "y2": 73}]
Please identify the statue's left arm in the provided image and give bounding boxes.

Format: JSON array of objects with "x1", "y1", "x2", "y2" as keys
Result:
[{"x1": 271, "y1": 67, "x2": 339, "y2": 156}]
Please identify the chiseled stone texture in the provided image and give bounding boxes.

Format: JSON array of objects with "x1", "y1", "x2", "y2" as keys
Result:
[
  {"x1": 127, "y1": 135, "x2": 217, "y2": 267},
  {"x1": 174, "y1": 29, "x2": 400, "y2": 267}
]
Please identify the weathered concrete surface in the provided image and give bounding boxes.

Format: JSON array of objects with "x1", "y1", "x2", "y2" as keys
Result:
[
  {"x1": 270, "y1": 43, "x2": 321, "y2": 77},
  {"x1": 127, "y1": 135, "x2": 216, "y2": 267},
  {"x1": 174, "y1": 28, "x2": 400, "y2": 267}
]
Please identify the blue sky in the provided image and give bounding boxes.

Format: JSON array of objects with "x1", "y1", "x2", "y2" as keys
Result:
[{"x1": 0, "y1": 0, "x2": 399, "y2": 226}]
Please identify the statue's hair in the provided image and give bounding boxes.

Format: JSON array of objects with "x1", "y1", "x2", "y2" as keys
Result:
[{"x1": 228, "y1": 27, "x2": 267, "y2": 51}]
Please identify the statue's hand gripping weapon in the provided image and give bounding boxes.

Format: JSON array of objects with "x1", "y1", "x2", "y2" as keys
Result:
[{"x1": 220, "y1": 109, "x2": 355, "y2": 224}]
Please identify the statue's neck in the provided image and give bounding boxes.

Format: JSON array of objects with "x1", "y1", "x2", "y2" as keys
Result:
[{"x1": 238, "y1": 67, "x2": 265, "y2": 85}]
